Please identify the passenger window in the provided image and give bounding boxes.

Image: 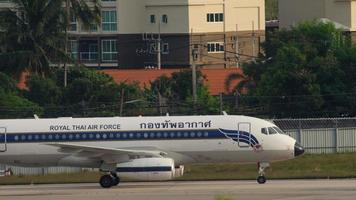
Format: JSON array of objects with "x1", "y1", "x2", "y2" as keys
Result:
[
  {"x1": 268, "y1": 127, "x2": 277, "y2": 135},
  {"x1": 261, "y1": 128, "x2": 268, "y2": 135}
]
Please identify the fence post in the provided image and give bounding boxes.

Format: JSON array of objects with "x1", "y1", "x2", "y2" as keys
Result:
[
  {"x1": 298, "y1": 119, "x2": 302, "y2": 144},
  {"x1": 334, "y1": 120, "x2": 339, "y2": 153},
  {"x1": 219, "y1": 93, "x2": 223, "y2": 114}
]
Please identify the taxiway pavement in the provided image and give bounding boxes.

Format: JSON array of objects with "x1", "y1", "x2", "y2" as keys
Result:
[{"x1": 1, "y1": 179, "x2": 356, "y2": 200}]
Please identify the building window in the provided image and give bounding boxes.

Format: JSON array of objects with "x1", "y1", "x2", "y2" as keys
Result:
[
  {"x1": 80, "y1": 42, "x2": 98, "y2": 62},
  {"x1": 70, "y1": 14, "x2": 77, "y2": 31},
  {"x1": 207, "y1": 13, "x2": 224, "y2": 22},
  {"x1": 162, "y1": 43, "x2": 169, "y2": 54},
  {"x1": 150, "y1": 14, "x2": 156, "y2": 24},
  {"x1": 69, "y1": 40, "x2": 78, "y2": 59},
  {"x1": 162, "y1": 14, "x2": 168, "y2": 24},
  {"x1": 102, "y1": 10, "x2": 117, "y2": 31},
  {"x1": 102, "y1": 39, "x2": 117, "y2": 62},
  {"x1": 207, "y1": 42, "x2": 224, "y2": 53}
]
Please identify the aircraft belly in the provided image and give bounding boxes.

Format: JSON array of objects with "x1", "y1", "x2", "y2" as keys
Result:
[{"x1": 180, "y1": 150, "x2": 293, "y2": 164}]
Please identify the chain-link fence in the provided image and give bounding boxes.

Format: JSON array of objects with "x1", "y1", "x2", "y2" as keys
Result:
[
  {"x1": 273, "y1": 118, "x2": 356, "y2": 154},
  {"x1": 273, "y1": 118, "x2": 356, "y2": 129},
  {"x1": 0, "y1": 164, "x2": 82, "y2": 176}
]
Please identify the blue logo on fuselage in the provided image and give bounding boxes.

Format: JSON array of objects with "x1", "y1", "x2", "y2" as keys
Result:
[{"x1": 218, "y1": 128, "x2": 259, "y2": 147}]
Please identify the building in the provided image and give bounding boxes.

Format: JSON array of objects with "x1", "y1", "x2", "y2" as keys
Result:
[
  {"x1": 1, "y1": 0, "x2": 265, "y2": 69},
  {"x1": 279, "y1": 0, "x2": 356, "y2": 40}
]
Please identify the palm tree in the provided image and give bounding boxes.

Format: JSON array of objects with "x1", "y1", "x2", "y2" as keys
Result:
[
  {"x1": 0, "y1": 0, "x2": 67, "y2": 77},
  {"x1": 224, "y1": 58, "x2": 267, "y2": 93},
  {"x1": 0, "y1": 0, "x2": 100, "y2": 79},
  {"x1": 224, "y1": 72, "x2": 250, "y2": 93}
]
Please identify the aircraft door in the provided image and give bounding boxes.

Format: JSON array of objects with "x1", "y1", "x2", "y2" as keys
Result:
[
  {"x1": 0, "y1": 127, "x2": 6, "y2": 152},
  {"x1": 237, "y1": 122, "x2": 251, "y2": 148}
]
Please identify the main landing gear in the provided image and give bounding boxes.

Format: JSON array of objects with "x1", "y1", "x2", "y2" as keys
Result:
[
  {"x1": 257, "y1": 162, "x2": 270, "y2": 184},
  {"x1": 99, "y1": 172, "x2": 120, "y2": 188}
]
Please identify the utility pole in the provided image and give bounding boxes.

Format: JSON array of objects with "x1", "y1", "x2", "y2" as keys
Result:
[
  {"x1": 158, "y1": 91, "x2": 163, "y2": 115},
  {"x1": 64, "y1": 0, "x2": 70, "y2": 87},
  {"x1": 235, "y1": 90, "x2": 239, "y2": 111},
  {"x1": 157, "y1": 21, "x2": 161, "y2": 70},
  {"x1": 219, "y1": 93, "x2": 223, "y2": 114},
  {"x1": 192, "y1": 48, "x2": 198, "y2": 110},
  {"x1": 235, "y1": 24, "x2": 239, "y2": 68},
  {"x1": 119, "y1": 88, "x2": 125, "y2": 116},
  {"x1": 223, "y1": 0, "x2": 227, "y2": 68},
  {"x1": 252, "y1": 21, "x2": 255, "y2": 56}
]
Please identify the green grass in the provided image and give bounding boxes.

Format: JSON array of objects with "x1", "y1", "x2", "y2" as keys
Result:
[
  {"x1": 1, "y1": 153, "x2": 356, "y2": 185},
  {"x1": 215, "y1": 195, "x2": 234, "y2": 200},
  {"x1": 0, "y1": 172, "x2": 101, "y2": 185},
  {"x1": 179, "y1": 153, "x2": 356, "y2": 181}
]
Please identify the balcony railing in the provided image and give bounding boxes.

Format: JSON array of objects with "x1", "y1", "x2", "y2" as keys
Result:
[{"x1": 80, "y1": 52, "x2": 98, "y2": 61}]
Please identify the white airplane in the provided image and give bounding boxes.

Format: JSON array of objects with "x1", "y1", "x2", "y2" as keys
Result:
[{"x1": 0, "y1": 114, "x2": 304, "y2": 188}]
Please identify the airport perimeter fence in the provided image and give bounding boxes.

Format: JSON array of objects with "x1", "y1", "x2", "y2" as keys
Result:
[
  {"x1": 1, "y1": 118, "x2": 356, "y2": 176},
  {"x1": 273, "y1": 118, "x2": 356, "y2": 154}
]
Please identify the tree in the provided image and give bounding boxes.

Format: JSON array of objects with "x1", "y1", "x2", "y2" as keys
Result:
[
  {"x1": 0, "y1": 0, "x2": 67, "y2": 76},
  {"x1": 0, "y1": 0, "x2": 100, "y2": 78},
  {"x1": 58, "y1": 67, "x2": 121, "y2": 117},
  {"x1": 0, "y1": 72, "x2": 42, "y2": 119},
  {"x1": 148, "y1": 70, "x2": 220, "y2": 115},
  {"x1": 25, "y1": 75, "x2": 62, "y2": 106},
  {"x1": 0, "y1": 72, "x2": 18, "y2": 93},
  {"x1": 233, "y1": 20, "x2": 356, "y2": 117},
  {"x1": 224, "y1": 58, "x2": 267, "y2": 93}
]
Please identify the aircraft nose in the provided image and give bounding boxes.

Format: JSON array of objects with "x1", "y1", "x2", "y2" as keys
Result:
[{"x1": 294, "y1": 142, "x2": 305, "y2": 157}]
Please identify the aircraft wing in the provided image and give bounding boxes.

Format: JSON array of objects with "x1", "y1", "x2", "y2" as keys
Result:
[{"x1": 46, "y1": 143, "x2": 166, "y2": 163}]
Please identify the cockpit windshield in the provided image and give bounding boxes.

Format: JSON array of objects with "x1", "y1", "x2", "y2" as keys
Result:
[
  {"x1": 268, "y1": 127, "x2": 277, "y2": 134},
  {"x1": 261, "y1": 126, "x2": 284, "y2": 135},
  {"x1": 273, "y1": 126, "x2": 285, "y2": 134}
]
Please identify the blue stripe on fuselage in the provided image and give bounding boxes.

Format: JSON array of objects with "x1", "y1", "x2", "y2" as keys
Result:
[
  {"x1": 116, "y1": 166, "x2": 172, "y2": 172},
  {"x1": 2, "y1": 129, "x2": 259, "y2": 147},
  {"x1": 2, "y1": 129, "x2": 222, "y2": 143}
]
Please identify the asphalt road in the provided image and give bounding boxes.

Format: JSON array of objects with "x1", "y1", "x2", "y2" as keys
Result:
[{"x1": 1, "y1": 179, "x2": 356, "y2": 200}]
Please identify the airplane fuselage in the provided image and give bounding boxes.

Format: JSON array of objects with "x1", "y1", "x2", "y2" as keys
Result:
[{"x1": 0, "y1": 115, "x2": 297, "y2": 168}]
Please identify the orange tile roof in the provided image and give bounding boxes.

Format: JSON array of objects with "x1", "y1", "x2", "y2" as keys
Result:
[
  {"x1": 17, "y1": 71, "x2": 29, "y2": 90},
  {"x1": 17, "y1": 68, "x2": 244, "y2": 95},
  {"x1": 103, "y1": 68, "x2": 243, "y2": 95}
]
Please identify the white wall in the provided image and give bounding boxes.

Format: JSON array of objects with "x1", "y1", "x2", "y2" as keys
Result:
[
  {"x1": 324, "y1": 0, "x2": 351, "y2": 28},
  {"x1": 279, "y1": 0, "x2": 325, "y2": 28},
  {"x1": 144, "y1": 0, "x2": 190, "y2": 34},
  {"x1": 189, "y1": 0, "x2": 265, "y2": 33},
  {"x1": 279, "y1": 0, "x2": 353, "y2": 30},
  {"x1": 117, "y1": 0, "x2": 146, "y2": 34}
]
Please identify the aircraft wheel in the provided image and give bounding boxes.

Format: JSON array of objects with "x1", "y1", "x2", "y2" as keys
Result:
[
  {"x1": 100, "y1": 175, "x2": 113, "y2": 188},
  {"x1": 111, "y1": 176, "x2": 120, "y2": 186},
  {"x1": 257, "y1": 176, "x2": 267, "y2": 184}
]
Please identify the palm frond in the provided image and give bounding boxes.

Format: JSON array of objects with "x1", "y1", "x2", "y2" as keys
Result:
[{"x1": 224, "y1": 73, "x2": 245, "y2": 92}]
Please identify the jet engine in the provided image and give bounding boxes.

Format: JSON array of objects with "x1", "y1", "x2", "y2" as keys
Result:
[{"x1": 116, "y1": 158, "x2": 184, "y2": 181}]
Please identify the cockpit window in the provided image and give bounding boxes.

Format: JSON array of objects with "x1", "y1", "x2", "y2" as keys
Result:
[
  {"x1": 261, "y1": 128, "x2": 268, "y2": 135},
  {"x1": 262, "y1": 127, "x2": 283, "y2": 135},
  {"x1": 273, "y1": 126, "x2": 284, "y2": 134},
  {"x1": 268, "y1": 127, "x2": 278, "y2": 135}
]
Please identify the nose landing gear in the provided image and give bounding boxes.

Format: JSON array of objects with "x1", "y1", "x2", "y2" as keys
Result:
[{"x1": 257, "y1": 162, "x2": 270, "y2": 184}]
